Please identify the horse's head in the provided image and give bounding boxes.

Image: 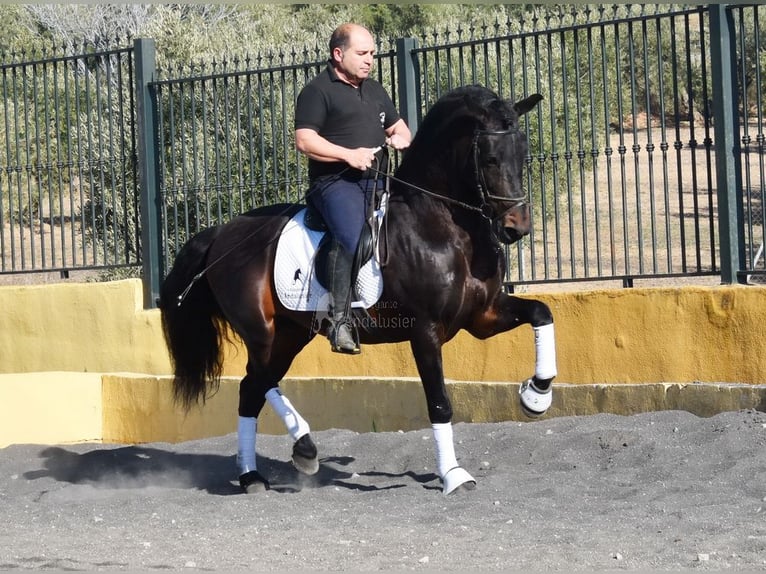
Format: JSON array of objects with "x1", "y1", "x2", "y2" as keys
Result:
[
  {"x1": 397, "y1": 86, "x2": 543, "y2": 245},
  {"x1": 469, "y1": 90, "x2": 543, "y2": 244}
]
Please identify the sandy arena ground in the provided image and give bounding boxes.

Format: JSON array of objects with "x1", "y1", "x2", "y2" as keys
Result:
[{"x1": 2, "y1": 409, "x2": 766, "y2": 572}]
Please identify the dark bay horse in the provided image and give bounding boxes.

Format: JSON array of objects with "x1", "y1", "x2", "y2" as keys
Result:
[{"x1": 160, "y1": 85, "x2": 557, "y2": 495}]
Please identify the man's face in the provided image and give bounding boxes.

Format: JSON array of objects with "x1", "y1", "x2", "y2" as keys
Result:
[{"x1": 333, "y1": 27, "x2": 375, "y2": 86}]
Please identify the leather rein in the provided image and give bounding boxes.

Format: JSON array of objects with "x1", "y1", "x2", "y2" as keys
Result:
[
  {"x1": 175, "y1": 129, "x2": 527, "y2": 306},
  {"x1": 371, "y1": 127, "x2": 529, "y2": 223}
]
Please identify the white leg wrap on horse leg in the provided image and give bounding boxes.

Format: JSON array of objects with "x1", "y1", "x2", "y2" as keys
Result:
[
  {"x1": 432, "y1": 422, "x2": 459, "y2": 477},
  {"x1": 534, "y1": 323, "x2": 558, "y2": 380},
  {"x1": 520, "y1": 323, "x2": 556, "y2": 418},
  {"x1": 237, "y1": 416, "x2": 257, "y2": 475},
  {"x1": 265, "y1": 388, "x2": 310, "y2": 441}
]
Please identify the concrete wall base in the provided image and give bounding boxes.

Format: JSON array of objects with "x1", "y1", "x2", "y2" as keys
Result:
[{"x1": 2, "y1": 373, "x2": 764, "y2": 447}]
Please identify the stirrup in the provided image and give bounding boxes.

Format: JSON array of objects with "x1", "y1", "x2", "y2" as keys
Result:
[{"x1": 329, "y1": 319, "x2": 360, "y2": 355}]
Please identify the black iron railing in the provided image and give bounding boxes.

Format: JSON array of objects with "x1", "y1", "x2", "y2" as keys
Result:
[{"x1": 1, "y1": 4, "x2": 764, "y2": 307}]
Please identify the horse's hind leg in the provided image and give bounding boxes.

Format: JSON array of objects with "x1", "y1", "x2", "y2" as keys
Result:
[
  {"x1": 237, "y1": 320, "x2": 317, "y2": 493},
  {"x1": 236, "y1": 405, "x2": 269, "y2": 494},
  {"x1": 239, "y1": 388, "x2": 318, "y2": 493},
  {"x1": 264, "y1": 387, "x2": 319, "y2": 475}
]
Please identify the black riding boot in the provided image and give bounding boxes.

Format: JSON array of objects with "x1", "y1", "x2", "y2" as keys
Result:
[{"x1": 327, "y1": 241, "x2": 359, "y2": 354}]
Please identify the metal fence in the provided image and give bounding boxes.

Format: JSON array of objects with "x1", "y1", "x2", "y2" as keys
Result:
[
  {"x1": 412, "y1": 4, "x2": 764, "y2": 288},
  {"x1": 0, "y1": 43, "x2": 138, "y2": 277},
  {"x1": 1, "y1": 4, "x2": 764, "y2": 307}
]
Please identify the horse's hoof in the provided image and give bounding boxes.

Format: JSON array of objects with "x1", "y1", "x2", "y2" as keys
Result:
[
  {"x1": 519, "y1": 377, "x2": 552, "y2": 418},
  {"x1": 239, "y1": 470, "x2": 270, "y2": 494},
  {"x1": 442, "y1": 466, "x2": 476, "y2": 495},
  {"x1": 292, "y1": 434, "x2": 319, "y2": 475}
]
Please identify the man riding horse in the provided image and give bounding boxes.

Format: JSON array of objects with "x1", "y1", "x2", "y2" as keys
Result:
[{"x1": 295, "y1": 22, "x2": 412, "y2": 354}]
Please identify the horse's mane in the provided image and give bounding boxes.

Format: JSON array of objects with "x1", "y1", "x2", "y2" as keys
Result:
[{"x1": 395, "y1": 85, "x2": 518, "y2": 184}]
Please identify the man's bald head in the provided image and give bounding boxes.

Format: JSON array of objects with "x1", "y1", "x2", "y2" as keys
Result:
[{"x1": 329, "y1": 23, "x2": 373, "y2": 56}]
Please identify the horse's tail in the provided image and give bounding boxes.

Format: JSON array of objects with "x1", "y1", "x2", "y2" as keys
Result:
[{"x1": 159, "y1": 225, "x2": 227, "y2": 410}]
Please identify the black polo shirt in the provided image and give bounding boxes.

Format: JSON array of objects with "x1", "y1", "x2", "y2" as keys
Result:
[{"x1": 295, "y1": 63, "x2": 400, "y2": 180}]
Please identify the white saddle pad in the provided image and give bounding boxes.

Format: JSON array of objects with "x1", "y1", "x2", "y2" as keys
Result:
[{"x1": 274, "y1": 208, "x2": 384, "y2": 312}]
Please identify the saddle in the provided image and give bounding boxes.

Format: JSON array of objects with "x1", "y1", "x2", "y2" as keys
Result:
[
  {"x1": 304, "y1": 203, "x2": 376, "y2": 296},
  {"x1": 273, "y1": 191, "x2": 388, "y2": 313}
]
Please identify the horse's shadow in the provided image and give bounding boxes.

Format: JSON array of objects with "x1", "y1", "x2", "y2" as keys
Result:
[
  {"x1": 274, "y1": 455, "x2": 441, "y2": 493},
  {"x1": 22, "y1": 446, "x2": 441, "y2": 495}
]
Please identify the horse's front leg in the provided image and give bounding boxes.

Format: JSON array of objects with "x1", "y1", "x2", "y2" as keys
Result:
[
  {"x1": 411, "y1": 330, "x2": 476, "y2": 495},
  {"x1": 470, "y1": 294, "x2": 557, "y2": 417}
]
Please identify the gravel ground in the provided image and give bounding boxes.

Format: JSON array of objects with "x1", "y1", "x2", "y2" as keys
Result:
[{"x1": 2, "y1": 409, "x2": 766, "y2": 572}]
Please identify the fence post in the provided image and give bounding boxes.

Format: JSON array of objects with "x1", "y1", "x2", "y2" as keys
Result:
[
  {"x1": 709, "y1": 5, "x2": 745, "y2": 284},
  {"x1": 396, "y1": 37, "x2": 420, "y2": 136},
  {"x1": 134, "y1": 38, "x2": 163, "y2": 308}
]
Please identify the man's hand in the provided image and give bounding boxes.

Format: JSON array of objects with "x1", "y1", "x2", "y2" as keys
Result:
[
  {"x1": 346, "y1": 147, "x2": 380, "y2": 171},
  {"x1": 385, "y1": 133, "x2": 410, "y2": 151}
]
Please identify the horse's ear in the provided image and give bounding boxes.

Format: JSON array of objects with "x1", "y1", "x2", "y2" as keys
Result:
[{"x1": 514, "y1": 93, "x2": 544, "y2": 116}]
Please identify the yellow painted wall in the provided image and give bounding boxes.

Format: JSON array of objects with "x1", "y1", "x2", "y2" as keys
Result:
[
  {"x1": 0, "y1": 372, "x2": 103, "y2": 445},
  {"x1": 1, "y1": 278, "x2": 765, "y2": 384},
  {"x1": 0, "y1": 280, "x2": 170, "y2": 375},
  {"x1": 4, "y1": 373, "x2": 763, "y2": 447}
]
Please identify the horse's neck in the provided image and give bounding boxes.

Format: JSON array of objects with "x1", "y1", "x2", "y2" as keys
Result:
[
  {"x1": 389, "y1": 186, "x2": 502, "y2": 271},
  {"x1": 455, "y1": 210, "x2": 504, "y2": 268}
]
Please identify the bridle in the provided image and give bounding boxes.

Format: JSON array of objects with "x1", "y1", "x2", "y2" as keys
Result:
[
  {"x1": 176, "y1": 128, "x2": 528, "y2": 306},
  {"x1": 471, "y1": 127, "x2": 529, "y2": 221},
  {"x1": 369, "y1": 126, "x2": 529, "y2": 223}
]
